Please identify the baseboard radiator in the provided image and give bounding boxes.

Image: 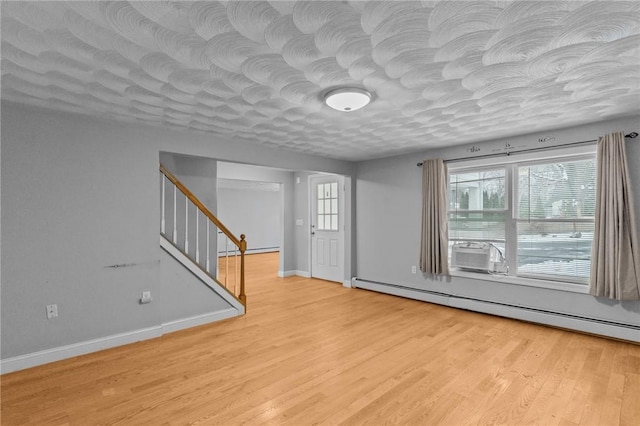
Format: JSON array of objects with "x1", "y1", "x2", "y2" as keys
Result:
[{"x1": 352, "y1": 278, "x2": 640, "y2": 343}]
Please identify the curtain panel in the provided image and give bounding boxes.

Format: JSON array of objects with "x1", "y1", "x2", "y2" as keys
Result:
[
  {"x1": 589, "y1": 132, "x2": 640, "y2": 300},
  {"x1": 420, "y1": 159, "x2": 449, "y2": 275}
]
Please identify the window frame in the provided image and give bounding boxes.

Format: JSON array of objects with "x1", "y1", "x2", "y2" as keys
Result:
[{"x1": 446, "y1": 145, "x2": 597, "y2": 294}]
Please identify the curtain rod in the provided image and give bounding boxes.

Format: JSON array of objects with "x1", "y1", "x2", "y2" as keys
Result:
[{"x1": 417, "y1": 132, "x2": 638, "y2": 167}]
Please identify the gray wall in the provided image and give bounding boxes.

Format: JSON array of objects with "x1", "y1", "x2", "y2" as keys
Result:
[
  {"x1": 217, "y1": 184, "x2": 281, "y2": 252},
  {"x1": 355, "y1": 115, "x2": 640, "y2": 327},
  {"x1": 217, "y1": 162, "x2": 296, "y2": 275},
  {"x1": 160, "y1": 153, "x2": 218, "y2": 213},
  {"x1": 0, "y1": 102, "x2": 353, "y2": 360},
  {"x1": 159, "y1": 249, "x2": 232, "y2": 320},
  {"x1": 2, "y1": 103, "x2": 162, "y2": 358}
]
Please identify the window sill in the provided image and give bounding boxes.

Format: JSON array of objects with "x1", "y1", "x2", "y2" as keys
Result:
[{"x1": 448, "y1": 269, "x2": 590, "y2": 294}]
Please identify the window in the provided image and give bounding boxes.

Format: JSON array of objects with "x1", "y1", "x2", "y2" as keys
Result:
[
  {"x1": 448, "y1": 148, "x2": 596, "y2": 286},
  {"x1": 317, "y1": 182, "x2": 338, "y2": 231}
]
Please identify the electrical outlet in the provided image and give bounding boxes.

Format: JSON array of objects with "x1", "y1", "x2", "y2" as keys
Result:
[
  {"x1": 140, "y1": 291, "x2": 152, "y2": 304},
  {"x1": 46, "y1": 304, "x2": 58, "y2": 319},
  {"x1": 411, "y1": 266, "x2": 417, "y2": 274}
]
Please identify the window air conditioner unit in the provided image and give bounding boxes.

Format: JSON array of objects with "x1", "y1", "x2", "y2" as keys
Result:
[{"x1": 451, "y1": 242, "x2": 504, "y2": 272}]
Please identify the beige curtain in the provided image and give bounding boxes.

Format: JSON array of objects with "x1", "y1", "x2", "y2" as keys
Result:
[
  {"x1": 420, "y1": 159, "x2": 449, "y2": 274},
  {"x1": 589, "y1": 132, "x2": 640, "y2": 300}
]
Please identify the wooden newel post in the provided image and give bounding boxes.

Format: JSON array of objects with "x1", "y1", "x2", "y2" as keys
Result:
[{"x1": 239, "y1": 234, "x2": 247, "y2": 306}]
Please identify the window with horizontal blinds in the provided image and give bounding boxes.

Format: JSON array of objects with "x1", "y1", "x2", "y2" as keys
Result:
[
  {"x1": 447, "y1": 150, "x2": 597, "y2": 286},
  {"x1": 516, "y1": 157, "x2": 596, "y2": 281}
]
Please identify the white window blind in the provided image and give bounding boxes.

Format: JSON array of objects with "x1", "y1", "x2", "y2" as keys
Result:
[{"x1": 516, "y1": 158, "x2": 596, "y2": 281}]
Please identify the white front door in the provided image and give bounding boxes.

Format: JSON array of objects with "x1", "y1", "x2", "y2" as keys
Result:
[{"x1": 310, "y1": 175, "x2": 344, "y2": 283}]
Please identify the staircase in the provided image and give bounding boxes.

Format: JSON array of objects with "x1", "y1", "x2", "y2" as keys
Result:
[{"x1": 159, "y1": 164, "x2": 247, "y2": 313}]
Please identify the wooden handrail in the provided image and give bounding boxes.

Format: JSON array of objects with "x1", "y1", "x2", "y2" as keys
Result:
[{"x1": 160, "y1": 164, "x2": 242, "y2": 249}]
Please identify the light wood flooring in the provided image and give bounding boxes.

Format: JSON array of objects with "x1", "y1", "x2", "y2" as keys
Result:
[{"x1": 2, "y1": 252, "x2": 639, "y2": 425}]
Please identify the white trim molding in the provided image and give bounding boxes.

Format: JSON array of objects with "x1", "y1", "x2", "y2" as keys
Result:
[
  {"x1": 0, "y1": 326, "x2": 162, "y2": 374},
  {"x1": 1, "y1": 309, "x2": 240, "y2": 374},
  {"x1": 161, "y1": 308, "x2": 238, "y2": 334}
]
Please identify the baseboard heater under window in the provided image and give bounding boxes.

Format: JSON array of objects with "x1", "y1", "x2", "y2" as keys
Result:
[{"x1": 352, "y1": 278, "x2": 640, "y2": 343}]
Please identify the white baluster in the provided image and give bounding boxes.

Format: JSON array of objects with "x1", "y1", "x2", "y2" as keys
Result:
[
  {"x1": 206, "y1": 220, "x2": 210, "y2": 272},
  {"x1": 195, "y1": 210, "x2": 200, "y2": 263},
  {"x1": 160, "y1": 175, "x2": 166, "y2": 234},
  {"x1": 184, "y1": 197, "x2": 189, "y2": 254},
  {"x1": 172, "y1": 185, "x2": 177, "y2": 244},
  {"x1": 225, "y1": 236, "x2": 229, "y2": 288},
  {"x1": 234, "y1": 248, "x2": 238, "y2": 295}
]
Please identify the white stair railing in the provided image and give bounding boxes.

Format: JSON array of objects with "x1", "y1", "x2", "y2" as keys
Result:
[{"x1": 159, "y1": 164, "x2": 246, "y2": 307}]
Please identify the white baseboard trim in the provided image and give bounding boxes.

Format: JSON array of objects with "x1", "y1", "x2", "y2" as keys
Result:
[
  {"x1": 278, "y1": 270, "x2": 311, "y2": 278},
  {"x1": 1, "y1": 308, "x2": 240, "y2": 375},
  {"x1": 343, "y1": 280, "x2": 352, "y2": 288},
  {"x1": 161, "y1": 308, "x2": 239, "y2": 334},
  {"x1": 353, "y1": 279, "x2": 640, "y2": 343},
  {"x1": 0, "y1": 326, "x2": 162, "y2": 375}
]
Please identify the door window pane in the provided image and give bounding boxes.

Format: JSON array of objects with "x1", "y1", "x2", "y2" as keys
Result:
[{"x1": 317, "y1": 181, "x2": 339, "y2": 231}]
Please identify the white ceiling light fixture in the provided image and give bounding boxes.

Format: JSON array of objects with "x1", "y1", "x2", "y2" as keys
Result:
[{"x1": 324, "y1": 87, "x2": 371, "y2": 112}]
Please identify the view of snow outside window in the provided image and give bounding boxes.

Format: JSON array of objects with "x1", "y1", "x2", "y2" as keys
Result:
[{"x1": 448, "y1": 156, "x2": 596, "y2": 283}]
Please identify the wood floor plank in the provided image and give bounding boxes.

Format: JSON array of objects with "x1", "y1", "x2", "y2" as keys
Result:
[{"x1": 2, "y1": 252, "x2": 638, "y2": 425}]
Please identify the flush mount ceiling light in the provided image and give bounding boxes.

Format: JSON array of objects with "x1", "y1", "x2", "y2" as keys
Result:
[{"x1": 324, "y1": 88, "x2": 371, "y2": 112}]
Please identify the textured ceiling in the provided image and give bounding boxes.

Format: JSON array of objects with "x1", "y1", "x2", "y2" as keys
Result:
[{"x1": 2, "y1": 1, "x2": 639, "y2": 161}]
